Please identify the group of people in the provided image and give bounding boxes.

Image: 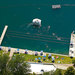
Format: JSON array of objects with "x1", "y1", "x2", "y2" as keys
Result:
[
  {"x1": 0, "y1": 46, "x2": 55, "y2": 63},
  {"x1": 34, "y1": 53, "x2": 55, "y2": 63},
  {"x1": 35, "y1": 50, "x2": 43, "y2": 56},
  {"x1": 34, "y1": 51, "x2": 55, "y2": 63},
  {"x1": 0, "y1": 46, "x2": 11, "y2": 52}
]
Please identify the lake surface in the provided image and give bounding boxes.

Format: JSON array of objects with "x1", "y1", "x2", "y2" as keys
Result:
[{"x1": 0, "y1": 0, "x2": 75, "y2": 55}]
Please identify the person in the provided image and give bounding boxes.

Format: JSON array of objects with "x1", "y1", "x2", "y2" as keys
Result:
[
  {"x1": 40, "y1": 50, "x2": 43, "y2": 56},
  {"x1": 14, "y1": 50, "x2": 17, "y2": 54},
  {"x1": 8, "y1": 47, "x2": 11, "y2": 52},
  {"x1": 43, "y1": 58, "x2": 46, "y2": 61},
  {"x1": 35, "y1": 51, "x2": 38, "y2": 56},
  {"x1": 48, "y1": 54, "x2": 51, "y2": 59},
  {"x1": 17, "y1": 49, "x2": 19, "y2": 54},
  {"x1": 70, "y1": 53, "x2": 74, "y2": 59},
  {"x1": 52, "y1": 56, "x2": 55, "y2": 63},
  {"x1": 0, "y1": 46, "x2": 2, "y2": 50},
  {"x1": 56, "y1": 56, "x2": 59, "y2": 59},
  {"x1": 38, "y1": 57, "x2": 41, "y2": 63},
  {"x1": 25, "y1": 49, "x2": 28, "y2": 54},
  {"x1": 43, "y1": 55, "x2": 46, "y2": 61}
]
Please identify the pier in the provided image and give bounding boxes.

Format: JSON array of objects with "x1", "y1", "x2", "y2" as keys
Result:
[
  {"x1": 69, "y1": 31, "x2": 75, "y2": 57},
  {"x1": 0, "y1": 25, "x2": 8, "y2": 45}
]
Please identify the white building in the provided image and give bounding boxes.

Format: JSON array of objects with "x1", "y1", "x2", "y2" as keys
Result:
[{"x1": 29, "y1": 63, "x2": 56, "y2": 74}]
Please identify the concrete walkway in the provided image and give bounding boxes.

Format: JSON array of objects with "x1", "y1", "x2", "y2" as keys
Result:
[
  {"x1": 2, "y1": 46, "x2": 68, "y2": 57},
  {"x1": 9, "y1": 49, "x2": 14, "y2": 60},
  {"x1": 54, "y1": 64, "x2": 73, "y2": 70}
]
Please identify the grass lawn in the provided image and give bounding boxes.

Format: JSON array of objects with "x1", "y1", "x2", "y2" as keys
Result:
[
  {"x1": 0, "y1": 50, "x2": 10, "y2": 56},
  {"x1": 13, "y1": 53, "x2": 75, "y2": 64},
  {"x1": 0, "y1": 50, "x2": 3, "y2": 55}
]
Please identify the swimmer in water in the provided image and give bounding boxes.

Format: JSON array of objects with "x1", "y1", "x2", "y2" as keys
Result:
[
  {"x1": 52, "y1": 33, "x2": 55, "y2": 36},
  {"x1": 38, "y1": 8, "x2": 40, "y2": 10},
  {"x1": 46, "y1": 45, "x2": 48, "y2": 48},
  {"x1": 48, "y1": 25, "x2": 50, "y2": 31},
  {"x1": 57, "y1": 37, "x2": 61, "y2": 40},
  {"x1": 26, "y1": 32, "x2": 30, "y2": 34},
  {"x1": 49, "y1": 49, "x2": 51, "y2": 51}
]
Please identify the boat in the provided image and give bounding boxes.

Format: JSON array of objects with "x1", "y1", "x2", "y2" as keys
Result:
[{"x1": 52, "y1": 5, "x2": 61, "y2": 9}]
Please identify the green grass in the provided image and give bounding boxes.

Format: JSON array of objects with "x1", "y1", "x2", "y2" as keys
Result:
[
  {"x1": 13, "y1": 53, "x2": 75, "y2": 64},
  {"x1": 0, "y1": 50, "x2": 3, "y2": 55},
  {"x1": 0, "y1": 50, "x2": 10, "y2": 56}
]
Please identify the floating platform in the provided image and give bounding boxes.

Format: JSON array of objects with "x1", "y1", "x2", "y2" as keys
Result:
[
  {"x1": 32, "y1": 18, "x2": 41, "y2": 27},
  {"x1": 52, "y1": 5, "x2": 61, "y2": 9}
]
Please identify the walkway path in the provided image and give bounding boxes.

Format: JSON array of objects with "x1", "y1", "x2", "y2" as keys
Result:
[
  {"x1": 9, "y1": 49, "x2": 14, "y2": 60},
  {"x1": 54, "y1": 64, "x2": 73, "y2": 70}
]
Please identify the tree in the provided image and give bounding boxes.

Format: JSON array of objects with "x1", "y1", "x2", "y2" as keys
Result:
[
  {"x1": 0, "y1": 53, "x2": 9, "y2": 75},
  {"x1": 64, "y1": 66, "x2": 75, "y2": 75},
  {"x1": 43, "y1": 71, "x2": 54, "y2": 75},
  {"x1": 32, "y1": 72, "x2": 37, "y2": 75},
  {"x1": 43, "y1": 72, "x2": 50, "y2": 75},
  {"x1": 72, "y1": 59, "x2": 75, "y2": 67},
  {"x1": 7, "y1": 54, "x2": 31, "y2": 75},
  {"x1": 53, "y1": 69, "x2": 63, "y2": 75}
]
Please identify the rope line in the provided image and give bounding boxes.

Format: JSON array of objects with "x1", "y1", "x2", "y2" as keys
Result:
[
  {"x1": 7, "y1": 32, "x2": 69, "y2": 42},
  {"x1": 8, "y1": 30, "x2": 70, "y2": 40},
  {"x1": 7, "y1": 34, "x2": 70, "y2": 45},
  {"x1": 0, "y1": 4, "x2": 75, "y2": 8}
]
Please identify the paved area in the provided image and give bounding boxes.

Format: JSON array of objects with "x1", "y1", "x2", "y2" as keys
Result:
[{"x1": 54, "y1": 64, "x2": 73, "y2": 70}]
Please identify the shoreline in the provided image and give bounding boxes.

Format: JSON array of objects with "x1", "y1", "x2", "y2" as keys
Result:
[
  {"x1": 1, "y1": 46, "x2": 74, "y2": 70},
  {"x1": 1, "y1": 46, "x2": 69, "y2": 57}
]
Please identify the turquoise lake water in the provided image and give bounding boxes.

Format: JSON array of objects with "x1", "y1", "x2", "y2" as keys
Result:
[{"x1": 0, "y1": 0, "x2": 75, "y2": 55}]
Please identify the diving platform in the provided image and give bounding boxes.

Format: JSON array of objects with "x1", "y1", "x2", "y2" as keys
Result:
[
  {"x1": 52, "y1": 5, "x2": 61, "y2": 9},
  {"x1": 0, "y1": 25, "x2": 8, "y2": 45}
]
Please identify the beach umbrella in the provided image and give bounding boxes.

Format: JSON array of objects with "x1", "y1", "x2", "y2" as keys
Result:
[
  {"x1": 0, "y1": 46, "x2": 2, "y2": 50},
  {"x1": 52, "y1": 56, "x2": 54, "y2": 58},
  {"x1": 25, "y1": 49, "x2": 28, "y2": 52},
  {"x1": 35, "y1": 58, "x2": 37, "y2": 60},
  {"x1": 52, "y1": 57, "x2": 55, "y2": 61},
  {"x1": 8, "y1": 47, "x2": 11, "y2": 49},
  {"x1": 49, "y1": 54, "x2": 51, "y2": 56},
  {"x1": 43, "y1": 55, "x2": 46, "y2": 57},
  {"x1": 0, "y1": 46, "x2": 2, "y2": 48},
  {"x1": 35, "y1": 51, "x2": 38, "y2": 53},
  {"x1": 38, "y1": 57, "x2": 41, "y2": 60},
  {"x1": 17, "y1": 48, "x2": 19, "y2": 51},
  {"x1": 41, "y1": 50, "x2": 43, "y2": 53}
]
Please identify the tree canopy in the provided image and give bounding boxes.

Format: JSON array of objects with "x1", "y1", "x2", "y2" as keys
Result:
[
  {"x1": 0, "y1": 53, "x2": 9, "y2": 75},
  {"x1": 8, "y1": 54, "x2": 31, "y2": 75},
  {"x1": 0, "y1": 52, "x2": 31, "y2": 75},
  {"x1": 64, "y1": 66, "x2": 75, "y2": 75}
]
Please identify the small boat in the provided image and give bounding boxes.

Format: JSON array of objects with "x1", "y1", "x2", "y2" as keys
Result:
[{"x1": 52, "y1": 5, "x2": 61, "y2": 9}]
